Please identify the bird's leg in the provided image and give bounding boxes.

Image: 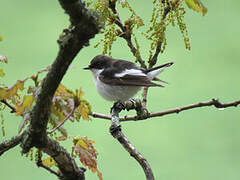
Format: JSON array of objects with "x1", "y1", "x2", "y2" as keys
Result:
[
  {"x1": 110, "y1": 101, "x2": 125, "y2": 113},
  {"x1": 124, "y1": 99, "x2": 137, "y2": 111},
  {"x1": 125, "y1": 99, "x2": 150, "y2": 119},
  {"x1": 110, "y1": 101, "x2": 124, "y2": 134},
  {"x1": 136, "y1": 107, "x2": 150, "y2": 120}
]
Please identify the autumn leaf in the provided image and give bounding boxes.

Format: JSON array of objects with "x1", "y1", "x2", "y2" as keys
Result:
[
  {"x1": 184, "y1": 0, "x2": 207, "y2": 16},
  {"x1": 9, "y1": 80, "x2": 24, "y2": 94},
  {"x1": 76, "y1": 100, "x2": 91, "y2": 121},
  {"x1": 73, "y1": 136, "x2": 102, "y2": 180},
  {"x1": 42, "y1": 157, "x2": 57, "y2": 167},
  {"x1": 51, "y1": 105, "x2": 65, "y2": 122},
  {"x1": 0, "y1": 36, "x2": 2, "y2": 41},
  {"x1": 16, "y1": 95, "x2": 34, "y2": 116},
  {"x1": 0, "y1": 80, "x2": 24, "y2": 101},
  {"x1": 0, "y1": 88, "x2": 8, "y2": 100},
  {"x1": 54, "y1": 83, "x2": 73, "y2": 98}
]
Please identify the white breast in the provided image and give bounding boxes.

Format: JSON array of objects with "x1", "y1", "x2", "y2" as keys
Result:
[{"x1": 91, "y1": 69, "x2": 141, "y2": 102}]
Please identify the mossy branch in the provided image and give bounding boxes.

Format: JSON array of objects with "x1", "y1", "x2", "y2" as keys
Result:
[{"x1": 1, "y1": 0, "x2": 101, "y2": 180}]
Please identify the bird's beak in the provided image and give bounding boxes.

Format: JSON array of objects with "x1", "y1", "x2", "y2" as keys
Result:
[{"x1": 83, "y1": 66, "x2": 90, "y2": 70}]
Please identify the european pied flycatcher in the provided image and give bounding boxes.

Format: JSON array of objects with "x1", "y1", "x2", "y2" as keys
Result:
[{"x1": 84, "y1": 55, "x2": 173, "y2": 102}]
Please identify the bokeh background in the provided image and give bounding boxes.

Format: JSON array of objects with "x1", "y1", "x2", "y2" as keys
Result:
[{"x1": 1, "y1": 0, "x2": 240, "y2": 180}]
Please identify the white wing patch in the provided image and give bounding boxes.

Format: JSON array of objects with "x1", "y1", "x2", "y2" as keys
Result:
[
  {"x1": 147, "y1": 69, "x2": 164, "y2": 80},
  {"x1": 114, "y1": 69, "x2": 146, "y2": 77}
]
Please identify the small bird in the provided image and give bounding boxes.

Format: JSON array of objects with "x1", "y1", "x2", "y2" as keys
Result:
[{"x1": 84, "y1": 55, "x2": 173, "y2": 103}]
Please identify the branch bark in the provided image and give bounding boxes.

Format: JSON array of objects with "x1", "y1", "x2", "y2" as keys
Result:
[
  {"x1": 9, "y1": 0, "x2": 101, "y2": 179},
  {"x1": 91, "y1": 98, "x2": 240, "y2": 122},
  {"x1": 23, "y1": 0, "x2": 100, "y2": 152},
  {"x1": 110, "y1": 103, "x2": 154, "y2": 180},
  {"x1": 0, "y1": 134, "x2": 23, "y2": 156}
]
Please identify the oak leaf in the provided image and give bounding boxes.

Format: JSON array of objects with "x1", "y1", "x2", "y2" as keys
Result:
[
  {"x1": 184, "y1": 0, "x2": 207, "y2": 16},
  {"x1": 77, "y1": 100, "x2": 91, "y2": 121},
  {"x1": 73, "y1": 136, "x2": 102, "y2": 180},
  {"x1": 42, "y1": 157, "x2": 57, "y2": 167},
  {"x1": 0, "y1": 80, "x2": 24, "y2": 100},
  {"x1": 16, "y1": 95, "x2": 34, "y2": 116}
]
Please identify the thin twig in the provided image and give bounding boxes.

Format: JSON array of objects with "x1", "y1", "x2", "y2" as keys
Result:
[
  {"x1": 0, "y1": 134, "x2": 23, "y2": 156},
  {"x1": 37, "y1": 161, "x2": 60, "y2": 177},
  {"x1": 142, "y1": 87, "x2": 149, "y2": 108},
  {"x1": 110, "y1": 102, "x2": 155, "y2": 180},
  {"x1": 36, "y1": 151, "x2": 60, "y2": 177},
  {"x1": 149, "y1": 42, "x2": 163, "y2": 68},
  {"x1": 91, "y1": 98, "x2": 240, "y2": 122},
  {"x1": 0, "y1": 100, "x2": 16, "y2": 113},
  {"x1": 48, "y1": 107, "x2": 76, "y2": 134},
  {"x1": 108, "y1": 0, "x2": 147, "y2": 68},
  {"x1": 144, "y1": 3, "x2": 173, "y2": 108}
]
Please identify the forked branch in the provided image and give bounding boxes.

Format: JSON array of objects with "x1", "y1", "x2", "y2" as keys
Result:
[
  {"x1": 110, "y1": 102, "x2": 154, "y2": 180},
  {"x1": 0, "y1": 134, "x2": 23, "y2": 156}
]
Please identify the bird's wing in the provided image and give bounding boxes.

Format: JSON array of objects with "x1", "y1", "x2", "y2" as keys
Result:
[
  {"x1": 99, "y1": 74, "x2": 164, "y2": 87},
  {"x1": 152, "y1": 77, "x2": 168, "y2": 84}
]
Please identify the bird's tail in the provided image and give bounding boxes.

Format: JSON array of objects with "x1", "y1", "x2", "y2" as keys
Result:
[{"x1": 146, "y1": 62, "x2": 174, "y2": 80}]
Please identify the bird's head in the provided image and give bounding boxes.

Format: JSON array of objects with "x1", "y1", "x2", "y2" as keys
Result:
[{"x1": 84, "y1": 55, "x2": 112, "y2": 70}]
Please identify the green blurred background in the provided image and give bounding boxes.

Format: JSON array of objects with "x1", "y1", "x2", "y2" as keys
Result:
[{"x1": 1, "y1": 0, "x2": 240, "y2": 180}]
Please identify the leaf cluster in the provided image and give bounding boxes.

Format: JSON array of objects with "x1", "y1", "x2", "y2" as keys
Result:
[
  {"x1": 87, "y1": 0, "x2": 207, "y2": 66},
  {"x1": 0, "y1": 63, "x2": 101, "y2": 179}
]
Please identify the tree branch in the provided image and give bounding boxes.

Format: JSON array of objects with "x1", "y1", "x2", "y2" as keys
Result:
[
  {"x1": 17, "y1": 0, "x2": 101, "y2": 180},
  {"x1": 36, "y1": 151, "x2": 60, "y2": 177},
  {"x1": 0, "y1": 100, "x2": 16, "y2": 113},
  {"x1": 23, "y1": 0, "x2": 100, "y2": 151},
  {"x1": 108, "y1": 0, "x2": 147, "y2": 69},
  {"x1": 109, "y1": 102, "x2": 154, "y2": 180},
  {"x1": 91, "y1": 98, "x2": 240, "y2": 122},
  {"x1": 144, "y1": 2, "x2": 174, "y2": 107},
  {"x1": 41, "y1": 137, "x2": 86, "y2": 179},
  {"x1": 142, "y1": 87, "x2": 149, "y2": 108},
  {"x1": 0, "y1": 134, "x2": 23, "y2": 156}
]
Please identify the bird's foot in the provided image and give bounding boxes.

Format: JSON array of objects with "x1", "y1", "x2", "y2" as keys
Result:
[
  {"x1": 125, "y1": 99, "x2": 141, "y2": 111},
  {"x1": 110, "y1": 101, "x2": 125, "y2": 113},
  {"x1": 136, "y1": 107, "x2": 150, "y2": 120}
]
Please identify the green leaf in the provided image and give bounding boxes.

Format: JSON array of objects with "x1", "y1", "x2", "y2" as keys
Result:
[
  {"x1": 42, "y1": 157, "x2": 56, "y2": 167},
  {"x1": 0, "y1": 68, "x2": 5, "y2": 77},
  {"x1": 184, "y1": 0, "x2": 208, "y2": 16}
]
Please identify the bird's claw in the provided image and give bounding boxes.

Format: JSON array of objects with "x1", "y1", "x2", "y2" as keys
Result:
[{"x1": 136, "y1": 107, "x2": 150, "y2": 120}]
